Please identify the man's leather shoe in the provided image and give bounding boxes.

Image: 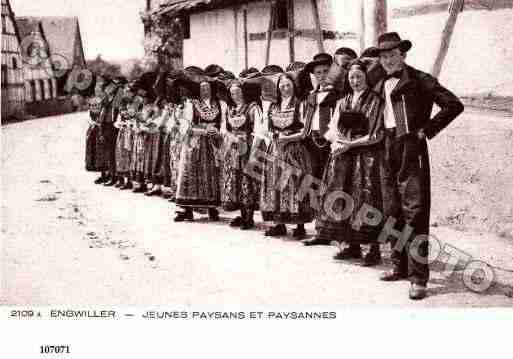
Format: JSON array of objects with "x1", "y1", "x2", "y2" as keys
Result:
[
  {"x1": 240, "y1": 219, "x2": 255, "y2": 230},
  {"x1": 230, "y1": 216, "x2": 243, "y2": 227},
  {"x1": 265, "y1": 224, "x2": 287, "y2": 237},
  {"x1": 380, "y1": 269, "x2": 408, "y2": 282},
  {"x1": 362, "y1": 250, "x2": 382, "y2": 267},
  {"x1": 174, "y1": 210, "x2": 193, "y2": 222},
  {"x1": 409, "y1": 284, "x2": 427, "y2": 300},
  {"x1": 304, "y1": 237, "x2": 332, "y2": 246},
  {"x1": 114, "y1": 178, "x2": 125, "y2": 188},
  {"x1": 161, "y1": 192, "x2": 173, "y2": 199},
  {"x1": 333, "y1": 246, "x2": 362, "y2": 259}
]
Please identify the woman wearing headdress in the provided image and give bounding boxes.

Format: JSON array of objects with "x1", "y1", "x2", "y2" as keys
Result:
[
  {"x1": 174, "y1": 79, "x2": 227, "y2": 221},
  {"x1": 85, "y1": 75, "x2": 103, "y2": 174},
  {"x1": 113, "y1": 82, "x2": 136, "y2": 189},
  {"x1": 131, "y1": 88, "x2": 156, "y2": 193},
  {"x1": 220, "y1": 80, "x2": 262, "y2": 229},
  {"x1": 317, "y1": 60, "x2": 385, "y2": 266},
  {"x1": 260, "y1": 73, "x2": 314, "y2": 238}
]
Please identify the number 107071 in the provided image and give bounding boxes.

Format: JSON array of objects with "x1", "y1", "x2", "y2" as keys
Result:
[{"x1": 40, "y1": 346, "x2": 70, "y2": 354}]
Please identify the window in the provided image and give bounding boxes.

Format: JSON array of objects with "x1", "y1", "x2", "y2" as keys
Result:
[
  {"x1": 12, "y1": 57, "x2": 17, "y2": 69},
  {"x1": 2, "y1": 16, "x2": 6, "y2": 33},
  {"x1": 48, "y1": 79, "x2": 53, "y2": 99},
  {"x1": 181, "y1": 15, "x2": 190, "y2": 39},
  {"x1": 30, "y1": 80, "x2": 36, "y2": 100},
  {"x1": 273, "y1": 0, "x2": 288, "y2": 30},
  {"x1": 146, "y1": 0, "x2": 152, "y2": 11}
]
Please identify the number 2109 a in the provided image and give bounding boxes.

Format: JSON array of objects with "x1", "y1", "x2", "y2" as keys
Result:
[{"x1": 40, "y1": 346, "x2": 70, "y2": 354}]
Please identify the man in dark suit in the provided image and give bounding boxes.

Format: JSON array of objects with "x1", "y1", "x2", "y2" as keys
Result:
[
  {"x1": 300, "y1": 53, "x2": 341, "y2": 245},
  {"x1": 374, "y1": 32, "x2": 464, "y2": 300}
]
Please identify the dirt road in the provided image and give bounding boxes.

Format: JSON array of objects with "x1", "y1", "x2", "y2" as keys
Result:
[{"x1": 1, "y1": 111, "x2": 512, "y2": 306}]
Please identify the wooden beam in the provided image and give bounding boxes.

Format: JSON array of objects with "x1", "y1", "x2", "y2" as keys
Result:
[
  {"x1": 358, "y1": 0, "x2": 366, "y2": 52},
  {"x1": 310, "y1": 0, "x2": 324, "y2": 53},
  {"x1": 243, "y1": 9, "x2": 249, "y2": 69},
  {"x1": 431, "y1": 0, "x2": 463, "y2": 78},
  {"x1": 265, "y1": 1, "x2": 275, "y2": 66},
  {"x1": 287, "y1": 0, "x2": 295, "y2": 63}
]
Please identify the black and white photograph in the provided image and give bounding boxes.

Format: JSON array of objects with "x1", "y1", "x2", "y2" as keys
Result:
[{"x1": 1, "y1": 0, "x2": 513, "y2": 357}]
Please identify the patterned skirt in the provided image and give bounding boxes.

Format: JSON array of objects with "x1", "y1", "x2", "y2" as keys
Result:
[
  {"x1": 315, "y1": 145, "x2": 385, "y2": 244},
  {"x1": 168, "y1": 127, "x2": 183, "y2": 196},
  {"x1": 154, "y1": 130, "x2": 171, "y2": 186},
  {"x1": 131, "y1": 131, "x2": 148, "y2": 180},
  {"x1": 95, "y1": 124, "x2": 117, "y2": 172},
  {"x1": 221, "y1": 134, "x2": 259, "y2": 211},
  {"x1": 85, "y1": 124, "x2": 99, "y2": 171},
  {"x1": 175, "y1": 129, "x2": 221, "y2": 208},
  {"x1": 260, "y1": 139, "x2": 314, "y2": 224},
  {"x1": 143, "y1": 131, "x2": 163, "y2": 182},
  {"x1": 115, "y1": 126, "x2": 134, "y2": 176}
]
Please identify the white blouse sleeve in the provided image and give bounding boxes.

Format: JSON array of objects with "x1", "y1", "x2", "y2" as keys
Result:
[
  {"x1": 219, "y1": 100, "x2": 228, "y2": 135},
  {"x1": 324, "y1": 98, "x2": 342, "y2": 143}
]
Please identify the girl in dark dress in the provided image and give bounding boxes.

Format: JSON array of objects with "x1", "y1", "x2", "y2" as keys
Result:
[{"x1": 318, "y1": 60, "x2": 385, "y2": 266}]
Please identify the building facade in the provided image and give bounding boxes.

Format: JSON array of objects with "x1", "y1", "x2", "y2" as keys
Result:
[
  {"x1": 16, "y1": 17, "x2": 58, "y2": 104},
  {"x1": 1, "y1": 0, "x2": 25, "y2": 121},
  {"x1": 141, "y1": 0, "x2": 513, "y2": 97}
]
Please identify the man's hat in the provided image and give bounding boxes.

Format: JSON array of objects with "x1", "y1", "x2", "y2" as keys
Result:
[
  {"x1": 334, "y1": 47, "x2": 358, "y2": 59},
  {"x1": 113, "y1": 76, "x2": 128, "y2": 85},
  {"x1": 305, "y1": 53, "x2": 333, "y2": 73},
  {"x1": 239, "y1": 67, "x2": 260, "y2": 79},
  {"x1": 376, "y1": 32, "x2": 412, "y2": 53}
]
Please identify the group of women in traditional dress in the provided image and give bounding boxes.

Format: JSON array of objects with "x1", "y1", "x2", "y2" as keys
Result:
[{"x1": 85, "y1": 46, "x2": 390, "y2": 268}]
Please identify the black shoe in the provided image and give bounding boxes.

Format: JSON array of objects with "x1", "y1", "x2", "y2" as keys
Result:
[
  {"x1": 120, "y1": 181, "x2": 133, "y2": 190},
  {"x1": 162, "y1": 192, "x2": 173, "y2": 199},
  {"x1": 94, "y1": 175, "x2": 108, "y2": 184},
  {"x1": 104, "y1": 178, "x2": 117, "y2": 186},
  {"x1": 333, "y1": 245, "x2": 362, "y2": 260},
  {"x1": 168, "y1": 197, "x2": 176, "y2": 202},
  {"x1": 265, "y1": 224, "x2": 287, "y2": 237},
  {"x1": 303, "y1": 237, "x2": 332, "y2": 246},
  {"x1": 174, "y1": 210, "x2": 193, "y2": 222},
  {"x1": 240, "y1": 218, "x2": 255, "y2": 230},
  {"x1": 114, "y1": 178, "x2": 125, "y2": 188},
  {"x1": 145, "y1": 188, "x2": 162, "y2": 196},
  {"x1": 132, "y1": 185, "x2": 147, "y2": 193},
  {"x1": 380, "y1": 268, "x2": 408, "y2": 282},
  {"x1": 208, "y1": 208, "x2": 219, "y2": 221},
  {"x1": 362, "y1": 249, "x2": 382, "y2": 267},
  {"x1": 230, "y1": 216, "x2": 244, "y2": 227},
  {"x1": 292, "y1": 226, "x2": 307, "y2": 239}
]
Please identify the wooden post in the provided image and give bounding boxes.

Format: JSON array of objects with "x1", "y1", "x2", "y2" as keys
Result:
[
  {"x1": 364, "y1": 0, "x2": 387, "y2": 46},
  {"x1": 265, "y1": 1, "x2": 275, "y2": 66},
  {"x1": 243, "y1": 9, "x2": 249, "y2": 69},
  {"x1": 287, "y1": 0, "x2": 295, "y2": 63},
  {"x1": 431, "y1": 0, "x2": 464, "y2": 78},
  {"x1": 358, "y1": 0, "x2": 366, "y2": 52},
  {"x1": 310, "y1": 0, "x2": 324, "y2": 53}
]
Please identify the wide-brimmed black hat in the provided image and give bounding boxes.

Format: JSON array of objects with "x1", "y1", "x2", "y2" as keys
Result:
[
  {"x1": 204, "y1": 64, "x2": 224, "y2": 78},
  {"x1": 360, "y1": 46, "x2": 379, "y2": 59},
  {"x1": 239, "y1": 67, "x2": 260, "y2": 79},
  {"x1": 261, "y1": 64, "x2": 284, "y2": 75},
  {"x1": 376, "y1": 32, "x2": 412, "y2": 53},
  {"x1": 305, "y1": 53, "x2": 333, "y2": 73},
  {"x1": 286, "y1": 61, "x2": 306, "y2": 72},
  {"x1": 334, "y1": 47, "x2": 358, "y2": 59}
]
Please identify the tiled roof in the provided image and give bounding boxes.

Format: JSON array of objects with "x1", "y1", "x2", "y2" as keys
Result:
[{"x1": 151, "y1": 0, "x2": 253, "y2": 16}]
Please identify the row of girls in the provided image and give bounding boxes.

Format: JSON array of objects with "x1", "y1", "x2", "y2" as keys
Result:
[{"x1": 86, "y1": 46, "x2": 388, "y2": 268}]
